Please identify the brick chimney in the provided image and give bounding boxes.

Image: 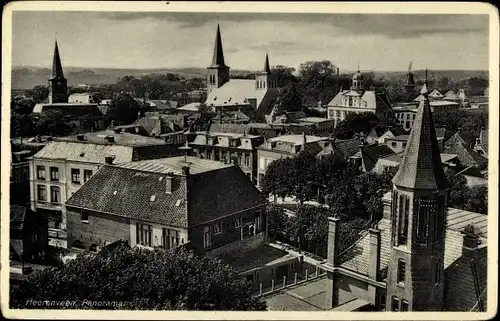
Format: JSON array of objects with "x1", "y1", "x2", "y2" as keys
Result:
[
  {"x1": 181, "y1": 166, "x2": 190, "y2": 176},
  {"x1": 368, "y1": 227, "x2": 381, "y2": 281},
  {"x1": 166, "y1": 174, "x2": 173, "y2": 194},
  {"x1": 326, "y1": 217, "x2": 341, "y2": 267},
  {"x1": 462, "y1": 224, "x2": 481, "y2": 259}
]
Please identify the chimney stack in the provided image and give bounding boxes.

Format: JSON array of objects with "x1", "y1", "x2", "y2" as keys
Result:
[
  {"x1": 368, "y1": 227, "x2": 381, "y2": 281},
  {"x1": 302, "y1": 132, "x2": 307, "y2": 145},
  {"x1": 181, "y1": 166, "x2": 190, "y2": 176},
  {"x1": 166, "y1": 175, "x2": 173, "y2": 194},
  {"x1": 462, "y1": 224, "x2": 481, "y2": 259},
  {"x1": 104, "y1": 156, "x2": 114, "y2": 165},
  {"x1": 326, "y1": 217, "x2": 341, "y2": 267}
]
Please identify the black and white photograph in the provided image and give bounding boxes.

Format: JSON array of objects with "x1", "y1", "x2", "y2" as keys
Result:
[{"x1": 1, "y1": 1, "x2": 498, "y2": 318}]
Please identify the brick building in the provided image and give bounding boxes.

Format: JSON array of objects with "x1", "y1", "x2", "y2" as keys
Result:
[
  {"x1": 320, "y1": 76, "x2": 487, "y2": 311},
  {"x1": 64, "y1": 157, "x2": 268, "y2": 257},
  {"x1": 28, "y1": 130, "x2": 181, "y2": 248},
  {"x1": 188, "y1": 129, "x2": 264, "y2": 184}
]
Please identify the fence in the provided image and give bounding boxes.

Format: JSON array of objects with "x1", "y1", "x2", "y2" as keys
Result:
[{"x1": 252, "y1": 265, "x2": 327, "y2": 298}]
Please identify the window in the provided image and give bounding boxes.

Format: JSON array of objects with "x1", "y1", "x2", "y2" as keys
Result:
[
  {"x1": 50, "y1": 167, "x2": 59, "y2": 181},
  {"x1": 203, "y1": 226, "x2": 211, "y2": 248},
  {"x1": 244, "y1": 154, "x2": 250, "y2": 167},
  {"x1": 401, "y1": 300, "x2": 409, "y2": 311},
  {"x1": 207, "y1": 152, "x2": 212, "y2": 160},
  {"x1": 402, "y1": 142, "x2": 407, "y2": 149},
  {"x1": 434, "y1": 260, "x2": 441, "y2": 284},
  {"x1": 81, "y1": 211, "x2": 89, "y2": 223},
  {"x1": 246, "y1": 172, "x2": 251, "y2": 180},
  {"x1": 259, "y1": 157, "x2": 266, "y2": 170},
  {"x1": 50, "y1": 186, "x2": 60, "y2": 203},
  {"x1": 71, "y1": 168, "x2": 81, "y2": 184},
  {"x1": 391, "y1": 142, "x2": 397, "y2": 148},
  {"x1": 348, "y1": 97, "x2": 353, "y2": 106},
  {"x1": 162, "y1": 229, "x2": 180, "y2": 248},
  {"x1": 213, "y1": 221, "x2": 222, "y2": 234},
  {"x1": 255, "y1": 212, "x2": 261, "y2": 231},
  {"x1": 37, "y1": 185, "x2": 47, "y2": 201},
  {"x1": 397, "y1": 259, "x2": 406, "y2": 284},
  {"x1": 234, "y1": 216, "x2": 242, "y2": 227},
  {"x1": 136, "y1": 223, "x2": 152, "y2": 246},
  {"x1": 84, "y1": 169, "x2": 93, "y2": 182},
  {"x1": 37, "y1": 166, "x2": 46, "y2": 180},
  {"x1": 398, "y1": 194, "x2": 409, "y2": 245},
  {"x1": 22, "y1": 167, "x2": 29, "y2": 181},
  {"x1": 377, "y1": 293, "x2": 387, "y2": 311},
  {"x1": 416, "y1": 197, "x2": 431, "y2": 243},
  {"x1": 391, "y1": 296, "x2": 399, "y2": 311}
]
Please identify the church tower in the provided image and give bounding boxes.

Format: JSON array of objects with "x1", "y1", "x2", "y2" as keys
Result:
[
  {"x1": 206, "y1": 24, "x2": 230, "y2": 94},
  {"x1": 351, "y1": 67, "x2": 364, "y2": 92},
  {"x1": 255, "y1": 53, "x2": 276, "y2": 90},
  {"x1": 48, "y1": 40, "x2": 68, "y2": 104},
  {"x1": 386, "y1": 70, "x2": 449, "y2": 311}
]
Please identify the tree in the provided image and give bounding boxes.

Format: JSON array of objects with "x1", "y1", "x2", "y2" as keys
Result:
[
  {"x1": 271, "y1": 65, "x2": 297, "y2": 88},
  {"x1": 333, "y1": 112, "x2": 381, "y2": 139},
  {"x1": 11, "y1": 96, "x2": 36, "y2": 114},
  {"x1": 261, "y1": 157, "x2": 296, "y2": 201},
  {"x1": 464, "y1": 185, "x2": 487, "y2": 214},
  {"x1": 445, "y1": 170, "x2": 468, "y2": 209},
  {"x1": 275, "y1": 85, "x2": 303, "y2": 114},
  {"x1": 107, "y1": 93, "x2": 141, "y2": 125},
  {"x1": 26, "y1": 85, "x2": 49, "y2": 103},
  {"x1": 11, "y1": 113, "x2": 35, "y2": 138},
  {"x1": 34, "y1": 110, "x2": 71, "y2": 137},
  {"x1": 10, "y1": 245, "x2": 266, "y2": 311},
  {"x1": 292, "y1": 151, "x2": 318, "y2": 204},
  {"x1": 197, "y1": 103, "x2": 213, "y2": 114},
  {"x1": 266, "y1": 204, "x2": 286, "y2": 240}
]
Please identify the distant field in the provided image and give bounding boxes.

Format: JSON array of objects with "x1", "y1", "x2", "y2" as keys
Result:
[{"x1": 11, "y1": 66, "x2": 488, "y2": 90}]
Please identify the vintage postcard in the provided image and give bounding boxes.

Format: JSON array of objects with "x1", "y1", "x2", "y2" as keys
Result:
[{"x1": 1, "y1": 1, "x2": 498, "y2": 320}]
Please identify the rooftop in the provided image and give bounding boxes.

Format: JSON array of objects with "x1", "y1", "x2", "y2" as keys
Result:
[
  {"x1": 266, "y1": 135, "x2": 328, "y2": 145},
  {"x1": 57, "y1": 130, "x2": 167, "y2": 147},
  {"x1": 115, "y1": 156, "x2": 232, "y2": 175},
  {"x1": 221, "y1": 245, "x2": 295, "y2": 273},
  {"x1": 387, "y1": 135, "x2": 410, "y2": 142},
  {"x1": 297, "y1": 117, "x2": 331, "y2": 123}
]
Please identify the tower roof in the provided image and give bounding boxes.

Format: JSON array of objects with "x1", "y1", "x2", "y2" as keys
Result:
[
  {"x1": 210, "y1": 24, "x2": 227, "y2": 68},
  {"x1": 263, "y1": 53, "x2": 271, "y2": 73},
  {"x1": 51, "y1": 40, "x2": 65, "y2": 79},
  {"x1": 392, "y1": 70, "x2": 449, "y2": 190}
]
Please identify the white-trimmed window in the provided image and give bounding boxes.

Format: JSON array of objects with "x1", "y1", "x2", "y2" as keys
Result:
[
  {"x1": 203, "y1": 226, "x2": 211, "y2": 248},
  {"x1": 213, "y1": 221, "x2": 222, "y2": 235}
]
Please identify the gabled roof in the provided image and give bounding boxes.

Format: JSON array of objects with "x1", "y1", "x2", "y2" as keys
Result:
[
  {"x1": 317, "y1": 137, "x2": 362, "y2": 159},
  {"x1": 66, "y1": 157, "x2": 266, "y2": 227},
  {"x1": 326, "y1": 90, "x2": 391, "y2": 111},
  {"x1": 205, "y1": 79, "x2": 278, "y2": 110},
  {"x1": 444, "y1": 143, "x2": 488, "y2": 169},
  {"x1": 34, "y1": 141, "x2": 134, "y2": 164},
  {"x1": 359, "y1": 144, "x2": 395, "y2": 172},
  {"x1": 392, "y1": 84, "x2": 449, "y2": 190},
  {"x1": 429, "y1": 89, "x2": 444, "y2": 98},
  {"x1": 58, "y1": 130, "x2": 167, "y2": 147}
]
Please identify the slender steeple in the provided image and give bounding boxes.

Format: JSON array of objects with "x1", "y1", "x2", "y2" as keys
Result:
[
  {"x1": 206, "y1": 24, "x2": 230, "y2": 94},
  {"x1": 263, "y1": 53, "x2": 271, "y2": 73},
  {"x1": 392, "y1": 69, "x2": 449, "y2": 190},
  {"x1": 51, "y1": 40, "x2": 65, "y2": 79},
  {"x1": 48, "y1": 40, "x2": 68, "y2": 103},
  {"x1": 210, "y1": 24, "x2": 226, "y2": 67}
]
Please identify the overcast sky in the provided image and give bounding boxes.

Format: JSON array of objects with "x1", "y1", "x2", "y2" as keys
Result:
[{"x1": 11, "y1": 11, "x2": 489, "y2": 72}]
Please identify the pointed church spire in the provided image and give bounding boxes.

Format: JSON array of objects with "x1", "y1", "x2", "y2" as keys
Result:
[
  {"x1": 392, "y1": 68, "x2": 448, "y2": 190},
  {"x1": 264, "y1": 53, "x2": 271, "y2": 73},
  {"x1": 210, "y1": 24, "x2": 226, "y2": 67},
  {"x1": 51, "y1": 40, "x2": 65, "y2": 79}
]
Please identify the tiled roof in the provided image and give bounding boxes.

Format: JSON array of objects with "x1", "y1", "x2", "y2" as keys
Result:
[
  {"x1": 10, "y1": 205, "x2": 27, "y2": 231},
  {"x1": 326, "y1": 90, "x2": 392, "y2": 112},
  {"x1": 58, "y1": 130, "x2": 167, "y2": 147},
  {"x1": 191, "y1": 132, "x2": 261, "y2": 150},
  {"x1": 447, "y1": 208, "x2": 488, "y2": 238},
  {"x1": 34, "y1": 141, "x2": 134, "y2": 164},
  {"x1": 65, "y1": 165, "x2": 189, "y2": 228},
  {"x1": 445, "y1": 131, "x2": 477, "y2": 149},
  {"x1": 186, "y1": 165, "x2": 267, "y2": 226},
  {"x1": 443, "y1": 143, "x2": 487, "y2": 169},
  {"x1": 115, "y1": 156, "x2": 231, "y2": 175},
  {"x1": 209, "y1": 123, "x2": 250, "y2": 134},
  {"x1": 360, "y1": 144, "x2": 395, "y2": 172},
  {"x1": 392, "y1": 89, "x2": 449, "y2": 190},
  {"x1": 317, "y1": 137, "x2": 362, "y2": 159},
  {"x1": 177, "y1": 102, "x2": 201, "y2": 112},
  {"x1": 66, "y1": 157, "x2": 266, "y2": 227}
]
